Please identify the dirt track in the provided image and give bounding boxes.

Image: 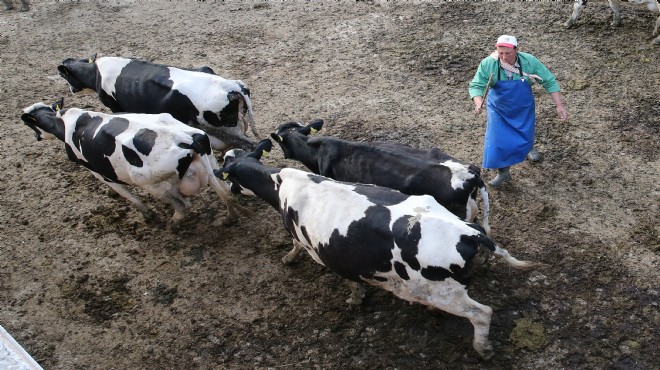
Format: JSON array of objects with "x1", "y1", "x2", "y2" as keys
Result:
[{"x1": 0, "y1": 1, "x2": 658, "y2": 369}]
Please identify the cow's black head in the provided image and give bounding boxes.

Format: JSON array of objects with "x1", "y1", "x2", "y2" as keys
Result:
[
  {"x1": 270, "y1": 119, "x2": 324, "y2": 159},
  {"x1": 20, "y1": 98, "x2": 65, "y2": 142},
  {"x1": 57, "y1": 54, "x2": 98, "y2": 94},
  {"x1": 220, "y1": 139, "x2": 273, "y2": 195}
]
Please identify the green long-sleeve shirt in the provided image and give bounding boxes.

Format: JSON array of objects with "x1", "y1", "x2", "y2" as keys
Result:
[{"x1": 468, "y1": 51, "x2": 561, "y2": 99}]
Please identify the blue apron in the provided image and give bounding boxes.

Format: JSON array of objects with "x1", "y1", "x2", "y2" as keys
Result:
[{"x1": 482, "y1": 71, "x2": 535, "y2": 169}]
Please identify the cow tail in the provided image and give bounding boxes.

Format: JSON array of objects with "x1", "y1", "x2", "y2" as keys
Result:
[
  {"x1": 479, "y1": 185, "x2": 490, "y2": 235},
  {"x1": 475, "y1": 233, "x2": 546, "y2": 270},
  {"x1": 243, "y1": 95, "x2": 261, "y2": 139},
  {"x1": 469, "y1": 167, "x2": 491, "y2": 235}
]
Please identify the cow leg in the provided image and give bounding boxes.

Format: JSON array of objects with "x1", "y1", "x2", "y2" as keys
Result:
[
  {"x1": 2, "y1": 0, "x2": 13, "y2": 10},
  {"x1": 653, "y1": 13, "x2": 660, "y2": 44},
  {"x1": 608, "y1": 0, "x2": 622, "y2": 26},
  {"x1": 565, "y1": 0, "x2": 587, "y2": 28},
  {"x1": 425, "y1": 286, "x2": 494, "y2": 359},
  {"x1": 102, "y1": 181, "x2": 156, "y2": 220},
  {"x1": 345, "y1": 280, "x2": 366, "y2": 305},
  {"x1": 161, "y1": 192, "x2": 191, "y2": 224},
  {"x1": 208, "y1": 175, "x2": 248, "y2": 225},
  {"x1": 19, "y1": 0, "x2": 28, "y2": 11},
  {"x1": 282, "y1": 239, "x2": 304, "y2": 264}
]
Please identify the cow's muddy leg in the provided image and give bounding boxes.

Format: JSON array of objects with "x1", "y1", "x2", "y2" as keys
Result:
[
  {"x1": 282, "y1": 239, "x2": 304, "y2": 264},
  {"x1": 427, "y1": 286, "x2": 494, "y2": 359},
  {"x1": 345, "y1": 280, "x2": 366, "y2": 305}
]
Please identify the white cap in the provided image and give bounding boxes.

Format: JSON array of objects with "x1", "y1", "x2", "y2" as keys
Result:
[{"x1": 495, "y1": 35, "x2": 518, "y2": 48}]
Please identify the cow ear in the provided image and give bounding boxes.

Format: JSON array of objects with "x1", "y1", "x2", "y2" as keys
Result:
[
  {"x1": 88, "y1": 53, "x2": 97, "y2": 63},
  {"x1": 251, "y1": 139, "x2": 273, "y2": 160},
  {"x1": 218, "y1": 164, "x2": 235, "y2": 180},
  {"x1": 52, "y1": 98, "x2": 64, "y2": 112},
  {"x1": 21, "y1": 113, "x2": 37, "y2": 123},
  {"x1": 270, "y1": 133, "x2": 283, "y2": 142},
  {"x1": 308, "y1": 119, "x2": 324, "y2": 134}
]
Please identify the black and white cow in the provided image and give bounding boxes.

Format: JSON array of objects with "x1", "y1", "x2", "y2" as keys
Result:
[
  {"x1": 219, "y1": 139, "x2": 543, "y2": 359},
  {"x1": 57, "y1": 54, "x2": 260, "y2": 152},
  {"x1": 21, "y1": 98, "x2": 243, "y2": 224},
  {"x1": 565, "y1": 0, "x2": 660, "y2": 45},
  {"x1": 270, "y1": 120, "x2": 491, "y2": 234}
]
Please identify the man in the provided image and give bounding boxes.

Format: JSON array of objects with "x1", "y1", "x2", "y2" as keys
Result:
[{"x1": 469, "y1": 35, "x2": 568, "y2": 187}]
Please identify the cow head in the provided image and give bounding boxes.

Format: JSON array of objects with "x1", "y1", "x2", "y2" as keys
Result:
[
  {"x1": 270, "y1": 119, "x2": 324, "y2": 159},
  {"x1": 221, "y1": 139, "x2": 273, "y2": 195},
  {"x1": 57, "y1": 54, "x2": 98, "y2": 94},
  {"x1": 21, "y1": 98, "x2": 66, "y2": 141}
]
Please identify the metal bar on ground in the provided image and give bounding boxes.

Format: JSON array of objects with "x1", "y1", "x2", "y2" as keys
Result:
[{"x1": 0, "y1": 324, "x2": 43, "y2": 370}]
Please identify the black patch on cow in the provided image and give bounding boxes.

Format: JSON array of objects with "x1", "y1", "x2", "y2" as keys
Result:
[
  {"x1": 316, "y1": 205, "x2": 394, "y2": 282},
  {"x1": 392, "y1": 215, "x2": 422, "y2": 271},
  {"x1": 71, "y1": 115, "x2": 129, "y2": 183},
  {"x1": 216, "y1": 91, "x2": 242, "y2": 128},
  {"x1": 133, "y1": 128, "x2": 157, "y2": 156},
  {"x1": 300, "y1": 225, "x2": 312, "y2": 246},
  {"x1": 192, "y1": 133, "x2": 212, "y2": 155},
  {"x1": 455, "y1": 234, "x2": 479, "y2": 262},
  {"x1": 283, "y1": 205, "x2": 302, "y2": 242},
  {"x1": 421, "y1": 265, "x2": 453, "y2": 282},
  {"x1": 306, "y1": 173, "x2": 330, "y2": 184},
  {"x1": 177, "y1": 154, "x2": 194, "y2": 179},
  {"x1": 421, "y1": 263, "x2": 468, "y2": 285},
  {"x1": 106, "y1": 60, "x2": 200, "y2": 123},
  {"x1": 393, "y1": 261, "x2": 410, "y2": 280},
  {"x1": 353, "y1": 183, "x2": 409, "y2": 206},
  {"x1": 122, "y1": 145, "x2": 143, "y2": 167},
  {"x1": 449, "y1": 263, "x2": 470, "y2": 285},
  {"x1": 466, "y1": 222, "x2": 487, "y2": 235},
  {"x1": 203, "y1": 110, "x2": 222, "y2": 127}
]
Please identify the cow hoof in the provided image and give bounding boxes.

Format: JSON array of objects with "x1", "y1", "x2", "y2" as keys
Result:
[
  {"x1": 19, "y1": 6, "x2": 28, "y2": 11},
  {"x1": 476, "y1": 342, "x2": 494, "y2": 360},
  {"x1": 221, "y1": 215, "x2": 239, "y2": 226},
  {"x1": 564, "y1": 20, "x2": 574, "y2": 28},
  {"x1": 141, "y1": 209, "x2": 160, "y2": 224},
  {"x1": 346, "y1": 297, "x2": 363, "y2": 305}
]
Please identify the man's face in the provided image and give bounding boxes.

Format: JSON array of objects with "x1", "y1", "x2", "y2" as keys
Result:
[{"x1": 496, "y1": 46, "x2": 517, "y2": 65}]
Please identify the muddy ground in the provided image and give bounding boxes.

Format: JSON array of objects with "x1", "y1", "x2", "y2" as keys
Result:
[{"x1": 0, "y1": 1, "x2": 658, "y2": 369}]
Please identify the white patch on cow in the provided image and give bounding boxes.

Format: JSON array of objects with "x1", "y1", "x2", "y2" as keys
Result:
[
  {"x1": 388, "y1": 195, "x2": 474, "y2": 270},
  {"x1": 22, "y1": 102, "x2": 50, "y2": 113},
  {"x1": 440, "y1": 160, "x2": 475, "y2": 190},
  {"x1": 96, "y1": 57, "x2": 132, "y2": 99},
  {"x1": 167, "y1": 68, "x2": 252, "y2": 124},
  {"x1": 274, "y1": 169, "x2": 375, "y2": 260}
]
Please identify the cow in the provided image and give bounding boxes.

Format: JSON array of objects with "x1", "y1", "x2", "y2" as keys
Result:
[
  {"x1": 270, "y1": 119, "x2": 491, "y2": 234},
  {"x1": 565, "y1": 0, "x2": 660, "y2": 45},
  {"x1": 57, "y1": 54, "x2": 261, "y2": 153},
  {"x1": 20, "y1": 98, "x2": 244, "y2": 225},
  {"x1": 219, "y1": 139, "x2": 544, "y2": 359}
]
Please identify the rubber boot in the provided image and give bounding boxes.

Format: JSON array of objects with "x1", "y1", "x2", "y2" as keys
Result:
[
  {"x1": 489, "y1": 167, "x2": 511, "y2": 187},
  {"x1": 527, "y1": 147, "x2": 541, "y2": 162}
]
